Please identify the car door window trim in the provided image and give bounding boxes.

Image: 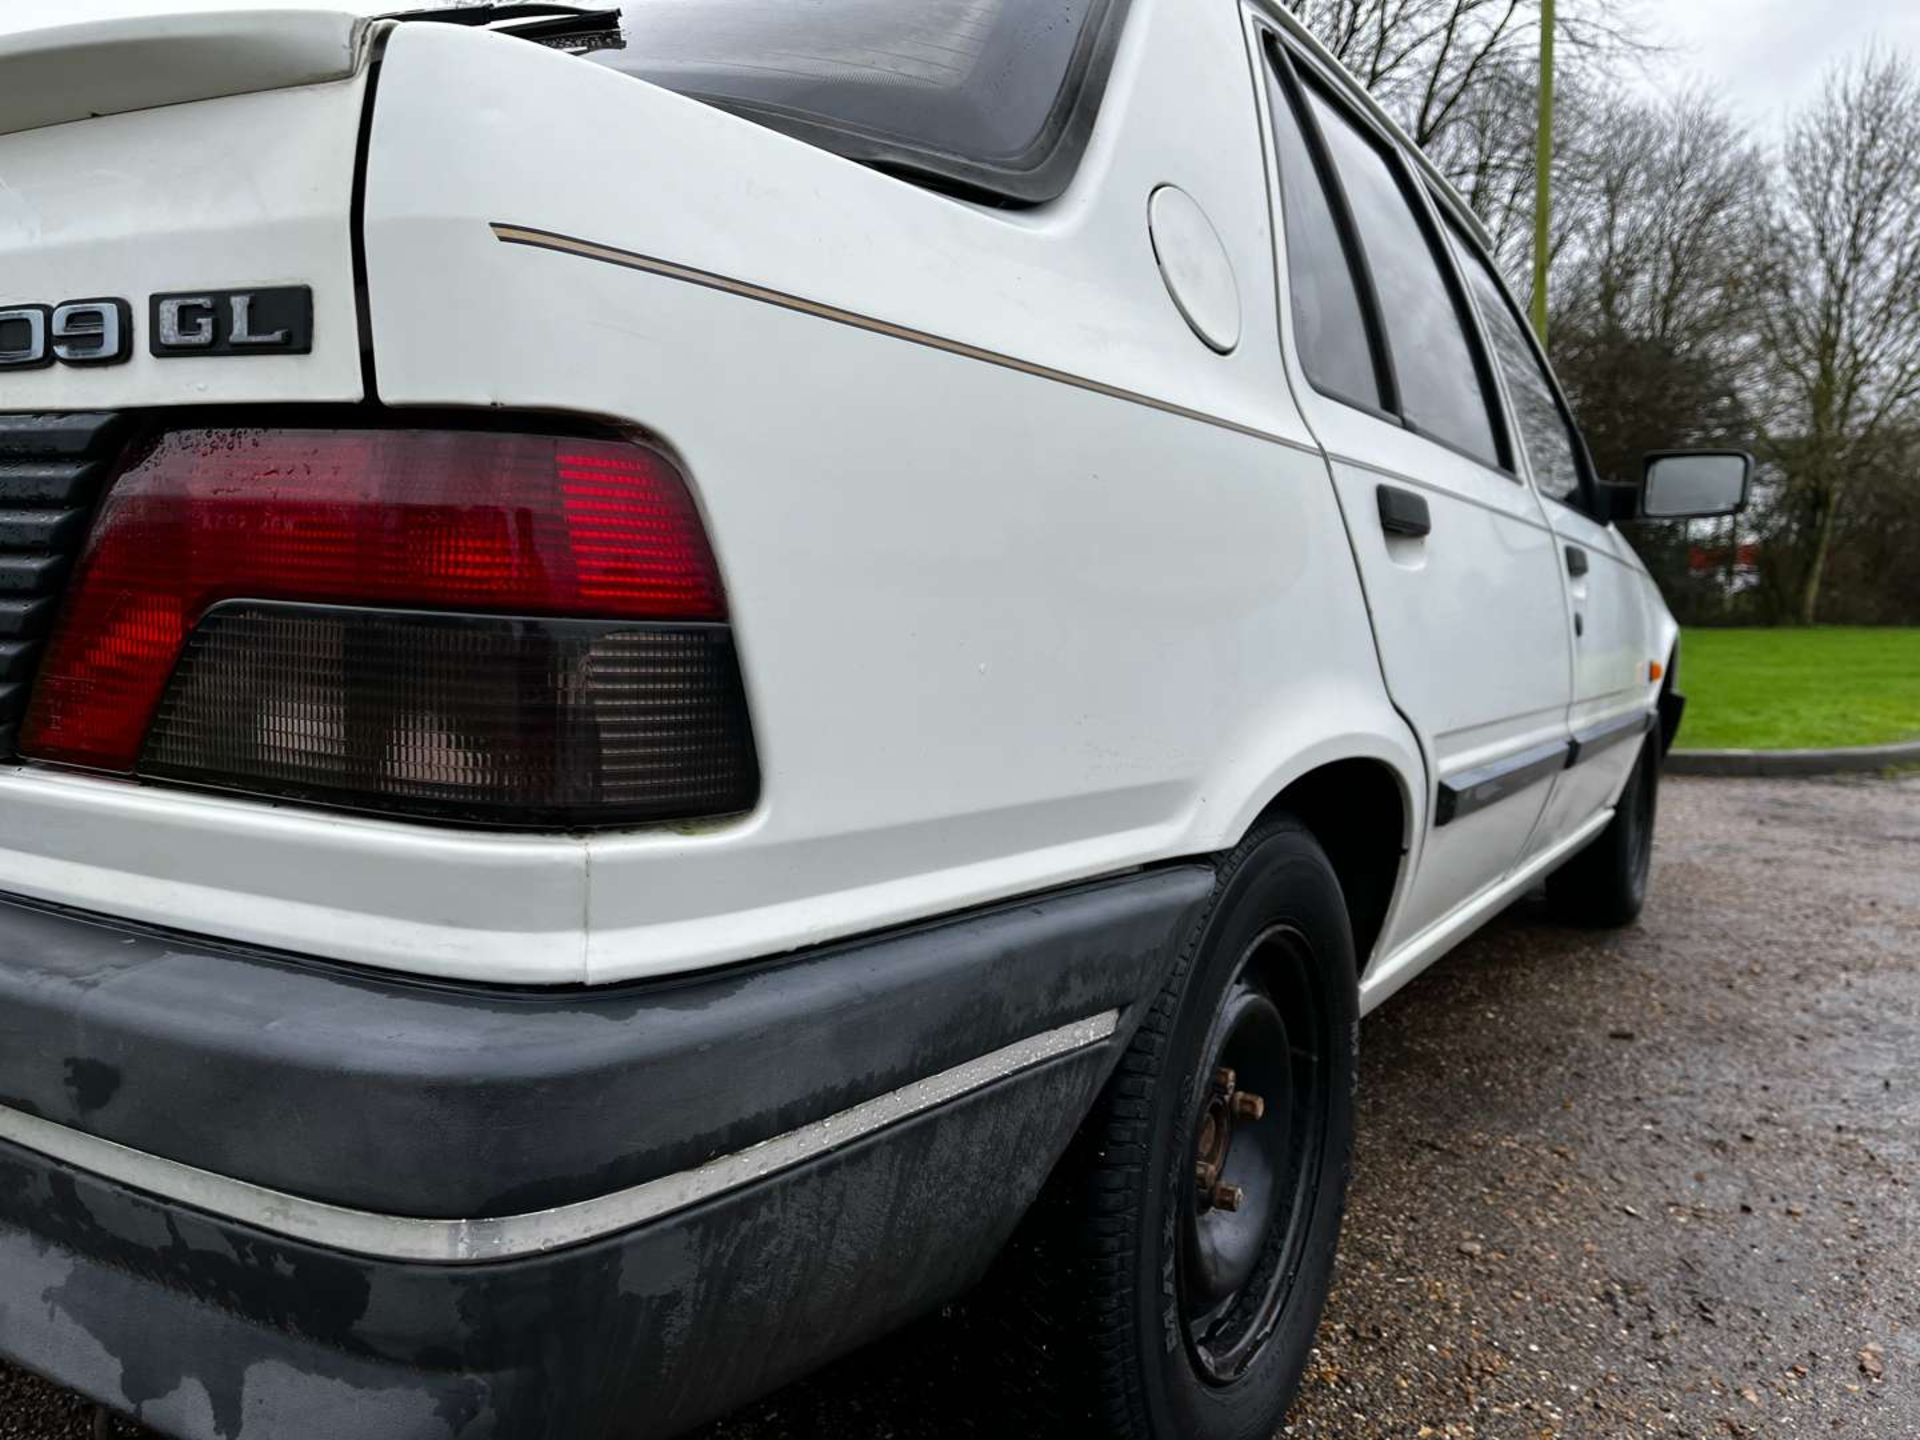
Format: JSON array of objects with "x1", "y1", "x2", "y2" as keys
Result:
[
  {"x1": 1434, "y1": 198, "x2": 1601, "y2": 514},
  {"x1": 1263, "y1": 35, "x2": 1400, "y2": 416},
  {"x1": 1265, "y1": 34, "x2": 1515, "y2": 477}
]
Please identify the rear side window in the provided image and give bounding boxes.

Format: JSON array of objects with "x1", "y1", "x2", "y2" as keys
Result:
[
  {"x1": 585, "y1": 0, "x2": 1132, "y2": 205},
  {"x1": 1445, "y1": 221, "x2": 1586, "y2": 505},
  {"x1": 1267, "y1": 68, "x2": 1385, "y2": 410},
  {"x1": 1300, "y1": 84, "x2": 1504, "y2": 467}
]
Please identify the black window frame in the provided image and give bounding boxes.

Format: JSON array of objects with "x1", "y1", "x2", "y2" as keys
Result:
[
  {"x1": 583, "y1": 0, "x2": 1135, "y2": 208},
  {"x1": 1262, "y1": 34, "x2": 1516, "y2": 478},
  {"x1": 1432, "y1": 193, "x2": 1602, "y2": 516},
  {"x1": 1260, "y1": 39, "x2": 1398, "y2": 421}
]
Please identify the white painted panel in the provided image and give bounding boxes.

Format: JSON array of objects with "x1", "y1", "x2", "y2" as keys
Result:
[
  {"x1": 0, "y1": 8, "x2": 364, "y2": 138},
  {"x1": 0, "y1": 0, "x2": 1428, "y2": 985},
  {"x1": 0, "y1": 78, "x2": 366, "y2": 410}
]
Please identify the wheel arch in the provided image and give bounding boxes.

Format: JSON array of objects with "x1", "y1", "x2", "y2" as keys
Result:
[{"x1": 1241, "y1": 756, "x2": 1412, "y2": 974}]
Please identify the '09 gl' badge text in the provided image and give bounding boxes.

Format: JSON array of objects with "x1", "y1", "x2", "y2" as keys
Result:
[{"x1": 0, "y1": 287, "x2": 312, "y2": 368}]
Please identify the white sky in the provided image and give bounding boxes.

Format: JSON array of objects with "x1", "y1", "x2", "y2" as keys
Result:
[{"x1": 1641, "y1": 0, "x2": 1920, "y2": 132}]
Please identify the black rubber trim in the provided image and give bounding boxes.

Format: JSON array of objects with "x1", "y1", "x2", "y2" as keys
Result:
[
  {"x1": 0, "y1": 866, "x2": 1211, "y2": 1218},
  {"x1": 1567, "y1": 708, "x2": 1655, "y2": 768},
  {"x1": 348, "y1": 26, "x2": 391, "y2": 401},
  {"x1": 586, "y1": 0, "x2": 1133, "y2": 208},
  {"x1": 0, "y1": 412, "x2": 131, "y2": 760},
  {"x1": 1434, "y1": 737, "x2": 1569, "y2": 826},
  {"x1": 1660, "y1": 689, "x2": 1686, "y2": 756},
  {"x1": 0, "y1": 1045, "x2": 1112, "y2": 1440},
  {"x1": 1436, "y1": 709, "x2": 1658, "y2": 824}
]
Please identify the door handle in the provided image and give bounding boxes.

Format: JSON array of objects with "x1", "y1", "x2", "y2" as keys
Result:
[
  {"x1": 1377, "y1": 484, "x2": 1431, "y2": 538},
  {"x1": 1565, "y1": 544, "x2": 1589, "y2": 577}
]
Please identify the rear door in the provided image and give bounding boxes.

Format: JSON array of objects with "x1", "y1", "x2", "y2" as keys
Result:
[
  {"x1": 1440, "y1": 220, "x2": 1653, "y2": 851},
  {"x1": 1259, "y1": 37, "x2": 1574, "y2": 946}
]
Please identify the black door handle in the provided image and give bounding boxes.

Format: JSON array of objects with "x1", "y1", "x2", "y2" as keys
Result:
[
  {"x1": 1565, "y1": 544, "x2": 1589, "y2": 577},
  {"x1": 1377, "y1": 484, "x2": 1431, "y2": 538}
]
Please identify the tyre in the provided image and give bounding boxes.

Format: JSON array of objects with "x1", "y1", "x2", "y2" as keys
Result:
[
  {"x1": 1546, "y1": 733, "x2": 1659, "y2": 927},
  {"x1": 1001, "y1": 819, "x2": 1358, "y2": 1440}
]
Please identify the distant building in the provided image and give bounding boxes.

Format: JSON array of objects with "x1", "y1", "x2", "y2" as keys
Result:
[{"x1": 1689, "y1": 541, "x2": 1761, "y2": 593}]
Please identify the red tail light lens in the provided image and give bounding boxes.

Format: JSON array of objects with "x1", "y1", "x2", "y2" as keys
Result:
[{"x1": 19, "y1": 428, "x2": 754, "y2": 825}]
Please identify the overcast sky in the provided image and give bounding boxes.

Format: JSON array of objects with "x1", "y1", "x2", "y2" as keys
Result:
[{"x1": 1642, "y1": 0, "x2": 1920, "y2": 131}]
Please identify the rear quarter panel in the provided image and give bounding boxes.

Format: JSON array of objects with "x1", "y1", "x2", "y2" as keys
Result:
[
  {"x1": 0, "y1": 0, "x2": 1427, "y2": 988},
  {"x1": 357, "y1": 2, "x2": 1421, "y2": 982}
]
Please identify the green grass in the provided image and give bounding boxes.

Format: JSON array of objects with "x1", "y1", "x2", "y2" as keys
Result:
[{"x1": 1676, "y1": 627, "x2": 1920, "y2": 751}]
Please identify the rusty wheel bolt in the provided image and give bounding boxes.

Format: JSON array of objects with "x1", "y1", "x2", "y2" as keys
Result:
[
  {"x1": 1210, "y1": 1182, "x2": 1245, "y2": 1212},
  {"x1": 1231, "y1": 1090, "x2": 1266, "y2": 1122}
]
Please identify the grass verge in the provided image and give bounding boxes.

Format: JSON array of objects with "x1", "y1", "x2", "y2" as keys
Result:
[{"x1": 1676, "y1": 627, "x2": 1920, "y2": 751}]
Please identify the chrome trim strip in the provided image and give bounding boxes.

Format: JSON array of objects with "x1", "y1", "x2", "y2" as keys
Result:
[
  {"x1": 490, "y1": 222, "x2": 1300, "y2": 449},
  {"x1": 0, "y1": 1009, "x2": 1119, "y2": 1265}
]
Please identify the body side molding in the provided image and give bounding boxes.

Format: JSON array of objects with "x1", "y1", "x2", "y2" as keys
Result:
[
  {"x1": 1434, "y1": 738, "x2": 1569, "y2": 826},
  {"x1": 1435, "y1": 708, "x2": 1654, "y2": 826},
  {"x1": 1568, "y1": 707, "x2": 1656, "y2": 767}
]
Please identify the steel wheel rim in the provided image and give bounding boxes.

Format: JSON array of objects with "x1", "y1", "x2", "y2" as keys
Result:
[{"x1": 1178, "y1": 923, "x2": 1333, "y2": 1384}]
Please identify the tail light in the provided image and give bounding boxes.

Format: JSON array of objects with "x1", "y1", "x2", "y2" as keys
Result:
[{"x1": 18, "y1": 428, "x2": 758, "y2": 827}]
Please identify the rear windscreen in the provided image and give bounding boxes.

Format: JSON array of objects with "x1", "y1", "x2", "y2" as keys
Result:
[{"x1": 584, "y1": 0, "x2": 1131, "y2": 204}]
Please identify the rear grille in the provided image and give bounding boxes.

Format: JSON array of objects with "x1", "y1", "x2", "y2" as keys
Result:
[{"x1": 0, "y1": 414, "x2": 127, "y2": 759}]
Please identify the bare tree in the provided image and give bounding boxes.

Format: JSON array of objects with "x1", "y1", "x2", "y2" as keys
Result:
[
  {"x1": 1761, "y1": 50, "x2": 1920, "y2": 624},
  {"x1": 1284, "y1": 0, "x2": 1636, "y2": 147},
  {"x1": 1285, "y1": 0, "x2": 1647, "y2": 293},
  {"x1": 1552, "y1": 90, "x2": 1768, "y2": 359}
]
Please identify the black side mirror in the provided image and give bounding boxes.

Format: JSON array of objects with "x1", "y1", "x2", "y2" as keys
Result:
[{"x1": 1641, "y1": 451, "x2": 1752, "y2": 520}]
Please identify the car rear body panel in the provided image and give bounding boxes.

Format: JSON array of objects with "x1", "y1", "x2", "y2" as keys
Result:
[{"x1": 0, "y1": 67, "x2": 367, "y2": 409}]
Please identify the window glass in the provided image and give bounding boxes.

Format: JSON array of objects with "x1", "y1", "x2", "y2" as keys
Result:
[
  {"x1": 1445, "y1": 221, "x2": 1584, "y2": 504},
  {"x1": 585, "y1": 0, "x2": 1129, "y2": 205},
  {"x1": 1267, "y1": 69, "x2": 1383, "y2": 409},
  {"x1": 1302, "y1": 85, "x2": 1502, "y2": 466}
]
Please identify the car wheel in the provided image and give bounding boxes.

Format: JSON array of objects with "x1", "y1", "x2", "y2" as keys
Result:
[
  {"x1": 999, "y1": 819, "x2": 1358, "y2": 1440},
  {"x1": 1546, "y1": 733, "x2": 1659, "y2": 928}
]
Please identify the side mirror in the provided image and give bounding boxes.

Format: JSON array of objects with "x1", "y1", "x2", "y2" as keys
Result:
[{"x1": 1641, "y1": 451, "x2": 1752, "y2": 520}]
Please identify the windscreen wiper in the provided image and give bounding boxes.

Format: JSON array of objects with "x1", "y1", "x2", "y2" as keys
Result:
[{"x1": 383, "y1": 4, "x2": 625, "y2": 53}]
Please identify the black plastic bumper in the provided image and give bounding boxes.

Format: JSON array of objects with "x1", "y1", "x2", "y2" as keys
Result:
[
  {"x1": 0, "y1": 870, "x2": 1207, "y2": 1217},
  {"x1": 0, "y1": 867, "x2": 1212, "y2": 1439}
]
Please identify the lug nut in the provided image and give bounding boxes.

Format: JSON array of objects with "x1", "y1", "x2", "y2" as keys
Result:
[
  {"x1": 1231, "y1": 1091, "x2": 1266, "y2": 1122},
  {"x1": 1210, "y1": 1182, "x2": 1245, "y2": 1212}
]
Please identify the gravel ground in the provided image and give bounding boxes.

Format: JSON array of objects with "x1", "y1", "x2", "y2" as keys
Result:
[{"x1": 4, "y1": 774, "x2": 1915, "y2": 1438}]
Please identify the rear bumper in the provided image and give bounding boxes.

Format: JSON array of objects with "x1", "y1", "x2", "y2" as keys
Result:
[{"x1": 0, "y1": 867, "x2": 1210, "y2": 1438}]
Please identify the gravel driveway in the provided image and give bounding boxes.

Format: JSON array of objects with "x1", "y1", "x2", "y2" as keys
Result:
[{"x1": 5, "y1": 774, "x2": 1915, "y2": 1438}]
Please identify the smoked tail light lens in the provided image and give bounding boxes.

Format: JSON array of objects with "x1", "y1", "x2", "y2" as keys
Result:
[
  {"x1": 18, "y1": 428, "x2": 759, "y2": 828},
  {"x1": 142, "y1": 604, "x2": 757, "y2": 826}
]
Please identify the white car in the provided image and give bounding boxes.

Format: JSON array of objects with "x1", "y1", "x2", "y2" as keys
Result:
[{"x1": 0, "y1": 3, "x2": 1748, "y2": 1437}]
